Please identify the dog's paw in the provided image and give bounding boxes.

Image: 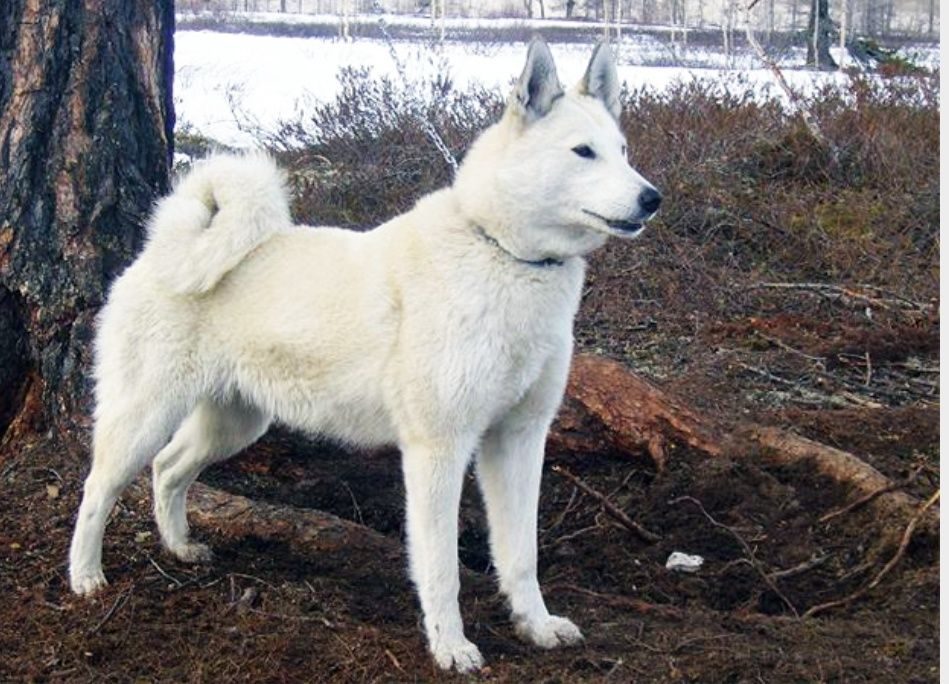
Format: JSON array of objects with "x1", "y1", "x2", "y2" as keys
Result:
[
  {"x1": 169, "y1": 542, "x2": 213, "y2": 564},
  {"x1": 515, "y1": 614, "x2": 584, "y2": 649},
  {"x1": 431, "y1": 638, "x2": 484, "y2": 673},
  {"x1": 70, "y1": 569, "x2": 108, "y2": 597}
]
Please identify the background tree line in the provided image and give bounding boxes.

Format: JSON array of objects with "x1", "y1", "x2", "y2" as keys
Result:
[{"x1": 181, "y1": 0, "x2": 938, "y2": 39}]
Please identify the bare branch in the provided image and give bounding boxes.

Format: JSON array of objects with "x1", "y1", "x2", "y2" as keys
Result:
[
  {"x1": 551, "y1": 465, "x2": 661, "y2": 543},
  {"x1": 804, "y1": 490, "x2": 940, "y2": 618}
]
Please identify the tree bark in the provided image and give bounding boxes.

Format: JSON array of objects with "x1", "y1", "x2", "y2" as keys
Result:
[
  {"x1": 550, "y1": 355, "x2": 724, "y2": 471},
  {"x1": 0, "y1": 0, "x2": 175, "y2": 439}
]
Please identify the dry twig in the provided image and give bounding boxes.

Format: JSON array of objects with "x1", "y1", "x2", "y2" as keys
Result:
[
  {"x1": 90, "y1": 584, "x2": 134, "y2": 634},
  {"x1": 671, "y1": 495, "x2": 799, "y2": 617},
  {"x1": 767, "y1": 554, "x2": 830, "y2": 581},
  {"x1": 147, "y1": 555, "x2": 183, "y2": 587},
  {"x1": 748, "y1": 282, "x2": 932, "y2": 313},
  {"x1": 803, "y1": 489, "x2": 940, "y2": 619},
  {"x1": 551, "y1": 465, "x2": 661, "y2": 542},
  {"x1": 547, "y1": 583, "x2": 682, "y2": 619},
  {"x1": 820, "y1": 467, "x2": 924, "y2": 523}
]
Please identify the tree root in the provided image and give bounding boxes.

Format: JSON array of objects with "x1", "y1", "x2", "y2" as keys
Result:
[
  {"x1": 553, "y1": 354, "x2": 936, "y2": 526},
  {"x1": 802, "y1": 490, "x2": 940, "y2": 618}
]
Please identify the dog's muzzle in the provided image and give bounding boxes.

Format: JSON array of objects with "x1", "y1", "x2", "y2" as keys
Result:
[{"x1": 582, "y1": 188, "x2": 662, "y2": 237}]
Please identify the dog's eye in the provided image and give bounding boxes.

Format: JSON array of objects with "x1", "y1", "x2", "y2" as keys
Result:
[{"x1": 572, "y1": 145, "x2": 596, "y2": 159}]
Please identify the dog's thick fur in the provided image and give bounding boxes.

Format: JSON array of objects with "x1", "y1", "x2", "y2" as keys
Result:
[{"x1": 69, "y1": 40, "x2": 660, "y2": 672}]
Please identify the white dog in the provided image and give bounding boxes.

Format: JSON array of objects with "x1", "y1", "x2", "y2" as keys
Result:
[{"x1": 69, "y1": 39, "x2": 660, "y2": 672}]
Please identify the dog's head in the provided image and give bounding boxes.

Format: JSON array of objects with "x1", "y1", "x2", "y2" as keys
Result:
[{"x1": 455, "y1": 38, "x2": 661, "y2": 263}]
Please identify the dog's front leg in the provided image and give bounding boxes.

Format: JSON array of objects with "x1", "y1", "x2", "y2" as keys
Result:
[
  {"x1": 478, "y1": 415, "x2": 584, "y2": 650},
  {"x1": 401, "y1": 439, "x2": 483, "y2": 673}
]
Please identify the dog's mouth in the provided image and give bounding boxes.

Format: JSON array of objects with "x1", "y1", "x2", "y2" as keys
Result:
[{"x1": 582, "y1": 209, "x2": 645, "y2": 237}]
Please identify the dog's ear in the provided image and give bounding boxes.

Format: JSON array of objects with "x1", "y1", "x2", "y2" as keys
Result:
[
  {"x1": 509, "y1": 37, "x2": 563, "y2": 123},
  {"x1": 578, "y1": 41, "x2": 621, "y2": 120}
]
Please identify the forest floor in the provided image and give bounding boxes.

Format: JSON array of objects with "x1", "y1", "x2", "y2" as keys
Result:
[{"x1": 0, "y1": 233, "x2": 939, "y2": 683}]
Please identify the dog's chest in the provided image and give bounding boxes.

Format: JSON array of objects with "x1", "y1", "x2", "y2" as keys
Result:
[{"x1": 430, "y1": 264, "x2": 582, "y2": 413}]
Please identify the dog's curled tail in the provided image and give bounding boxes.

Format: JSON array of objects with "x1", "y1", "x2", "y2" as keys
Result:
[{"x1": 144, "y1": 153, "x2": 292, "y2": 295}]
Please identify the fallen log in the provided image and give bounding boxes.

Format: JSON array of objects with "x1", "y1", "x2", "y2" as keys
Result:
[{"x1": 187, "y1": 481, "x2": 400, "y2": 558}]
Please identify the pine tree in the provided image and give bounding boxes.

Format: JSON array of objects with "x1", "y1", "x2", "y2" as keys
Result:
[{"x1": 0, "y1": 0, "x2": 175, "y2": 438}]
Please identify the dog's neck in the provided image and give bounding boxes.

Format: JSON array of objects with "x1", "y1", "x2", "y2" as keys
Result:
[{"x1": 473, "y1": 225, "x2": 564, "y2": 269}]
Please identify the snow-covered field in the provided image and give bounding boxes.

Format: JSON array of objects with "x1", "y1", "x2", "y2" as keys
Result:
[{"x1": 173, "y1": 19, "x2": 937, "y2": 148}]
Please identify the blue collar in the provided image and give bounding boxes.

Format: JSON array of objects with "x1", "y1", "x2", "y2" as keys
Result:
[{"x1": 474, "y1": 226, "x2": 564, "y2": 269}]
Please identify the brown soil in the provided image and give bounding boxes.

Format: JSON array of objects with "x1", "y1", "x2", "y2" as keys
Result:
[{"x1": 0, "y1": 241, "x2": 939, "y2": 682}]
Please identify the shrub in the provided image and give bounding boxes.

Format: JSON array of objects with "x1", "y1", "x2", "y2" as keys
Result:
[
  {"x1": 272, "y1": 66, "x2": 939, "y2": 302},
  {"x1": 269, "y1": 67, "x2": 502, "y2": 228}
]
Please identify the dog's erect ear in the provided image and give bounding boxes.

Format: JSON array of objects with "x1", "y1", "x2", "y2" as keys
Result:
[
  {"x1": 510, "y1": 37, "x2": 563, "y2": 123},
  {"x1": 578, "y1": 41, "x2": 621, "y2": 120}
]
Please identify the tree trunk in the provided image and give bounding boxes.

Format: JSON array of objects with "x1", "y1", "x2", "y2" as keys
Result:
[
  {"x1": 840, "y1": 0, "x2": 848, "y2": 69},
  {"x1": 807, "y1": 0, "x2": 838, "y2": 69},
  {"x1": 720, "y1": 0, "x2": 733, "y2": 56},
  {"x1": 862, "y1": 0, "x2": 878, "y2": 36},
  {"x1": 882, "y1": 0, "x2": 893, "y2": 36},
  {"x1": 0, "y1": 0, "x2": 175, "y2": 440}
]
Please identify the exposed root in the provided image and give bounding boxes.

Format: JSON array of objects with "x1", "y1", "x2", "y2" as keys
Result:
[
  {"x1": 739, "y1": 426, "x2": 931, "y2": 524},
  {"x1": 803, "y1": 490, "x2": 940, "y2": 619},
  {"x1": 819, "y1": 467, "x2": 924, "y2": 523},
  {"x1": 554, "y1": 354, "x2": 933, "y2": 527}
]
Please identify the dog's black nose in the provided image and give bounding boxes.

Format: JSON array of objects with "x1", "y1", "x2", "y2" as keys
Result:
[{"x1": 638, "y1": 188, "x2": 662, "y2": 214}]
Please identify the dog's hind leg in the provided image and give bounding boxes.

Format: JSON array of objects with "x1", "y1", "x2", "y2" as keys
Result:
[
  {"x1": 152, "y1": 398, "x2": 270, "y2": 562},
  {"x1": 69, "y1": 395, "x2": 189, "y2": 596}
]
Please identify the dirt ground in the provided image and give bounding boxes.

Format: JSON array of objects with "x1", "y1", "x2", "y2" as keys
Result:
[{"x1": 0, "y1": 238, "x2": 939, "y2": 682}]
